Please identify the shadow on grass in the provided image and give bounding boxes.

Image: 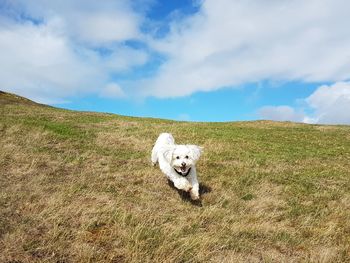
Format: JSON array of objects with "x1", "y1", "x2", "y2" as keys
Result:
[{"x1": 167, "y1": 180, "x2": 212, "y2": 207}]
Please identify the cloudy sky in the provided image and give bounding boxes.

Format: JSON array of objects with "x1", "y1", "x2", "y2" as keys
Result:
[{"x1": 1, "y1": 0, "x2": 350, "y2": 124}]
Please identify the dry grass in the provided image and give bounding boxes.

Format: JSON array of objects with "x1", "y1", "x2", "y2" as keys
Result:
[{"x1": 1, "y1": 91, "x2": 350, "y2": 262}]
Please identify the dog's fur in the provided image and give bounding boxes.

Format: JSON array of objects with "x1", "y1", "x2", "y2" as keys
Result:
[{"x1": 151, "y1": 133, "x2": 202, "y2": 200}]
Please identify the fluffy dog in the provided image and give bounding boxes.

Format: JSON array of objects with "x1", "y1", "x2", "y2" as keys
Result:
[{"x1": 151, "y1": 133, "x2": 202, "y2": 200}]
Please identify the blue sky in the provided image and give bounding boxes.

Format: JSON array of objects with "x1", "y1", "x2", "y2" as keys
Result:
[{"x1": 1, "y1": 0, "x2": 350, "y2": 124}]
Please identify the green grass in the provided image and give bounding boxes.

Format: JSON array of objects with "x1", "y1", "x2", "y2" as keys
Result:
[{"x1": 1, "y1": 91, "x2": 350, "y2": 262}]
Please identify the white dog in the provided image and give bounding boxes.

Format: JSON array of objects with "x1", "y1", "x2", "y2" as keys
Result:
[{"x1": 151, "y1": 133, "x2": 202, "y2": 200}]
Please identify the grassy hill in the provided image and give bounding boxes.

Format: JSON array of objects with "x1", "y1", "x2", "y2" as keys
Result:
[{"x1": 1, "y1": 91, "x2": 349, "y2": 262}]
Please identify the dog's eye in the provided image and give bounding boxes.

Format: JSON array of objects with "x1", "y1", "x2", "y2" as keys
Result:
[
  {"x1": 176, "y1": 156, "x2": 180, "y2": 159},
  {"x1": 185, "y1": 155, "x2": 189, "y2": 159}
]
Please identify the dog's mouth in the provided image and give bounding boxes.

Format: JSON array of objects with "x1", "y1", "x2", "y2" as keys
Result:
[{"x1": 174, "y1": 166, "x2": 191, "y2": 176}]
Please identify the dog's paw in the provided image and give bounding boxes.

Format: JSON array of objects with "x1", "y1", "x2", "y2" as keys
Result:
[
  {"x1": 183, "y1": 183, "x2": 192, "y2": 192},
  {"x1": 174, "y1": 179, "x2": 192, "y2": 192},
  {"x1": 190, "y1": 192, "x2": 200, "y2": 200}
]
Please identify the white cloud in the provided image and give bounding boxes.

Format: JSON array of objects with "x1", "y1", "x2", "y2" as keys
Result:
[
  {"x1": 99, "y1": 83, "x2": 126, "y2": 99},
  {"x1": 306, "y1": 82, "x2": 350, "y2": 124},
  {"x1": 142, "y1": 0, "x2": 350, "y2": 98},
  {"x1": 104, "y1": 46, "x2": 149, "y2": 72},
  {"x1": 258, "y1": 106, "x2": 305, "y2": 123},
  {"x1": 0, "y1": 1, "x2": 148, "y2": 103},
  {"x1": 0, "y1": 19, "x2": 101, "y2": 103},
  {"x1": 72, "y1": 12, "x2": 140, "y2": 45},
  {"x1": 258, "y1": 82, "x2": 350, "y2": 125},
  {"x1": 11, "y1": 0, "x2": 143, "y2": 45}
]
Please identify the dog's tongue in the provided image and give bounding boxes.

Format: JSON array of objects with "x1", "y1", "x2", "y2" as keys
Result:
[{"x1": 181, "y1": 166, "x2": 186, "y2": 172}]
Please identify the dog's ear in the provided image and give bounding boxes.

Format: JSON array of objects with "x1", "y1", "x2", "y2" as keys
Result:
[
  {"x1": 187, "y1": 145, "x2": 203, "y2": 162},
  {"x1": 162, "y1": 146, "x2": 175, "y2": 163}
]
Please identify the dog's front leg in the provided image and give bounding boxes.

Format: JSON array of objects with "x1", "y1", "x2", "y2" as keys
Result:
[
  {"x1": 190, "y1": 183, "x2": 199, "y2": 200},
  {"x1": 172, "y1": 176, "x2": 192, "y2": 192},
  {"x1": 151, "y1": 149, "x2": 158, "y2": 166},
  {"x1": 188, "y1": 176, "x2": 200, "y2": 200}
]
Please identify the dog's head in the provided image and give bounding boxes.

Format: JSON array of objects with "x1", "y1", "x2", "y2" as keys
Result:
[{"x1": 163, "y1": 145, "x2": 203, "y2": 176}]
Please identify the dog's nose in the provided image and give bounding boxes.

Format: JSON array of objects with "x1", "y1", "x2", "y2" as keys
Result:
[{"x1": 181, "y1": 162, "x2": 186, "y2": 167}]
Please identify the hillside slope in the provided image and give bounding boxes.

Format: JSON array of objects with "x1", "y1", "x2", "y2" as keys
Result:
[{"x1": 1, "y1": 91, "x2": 350, "y2": 262}]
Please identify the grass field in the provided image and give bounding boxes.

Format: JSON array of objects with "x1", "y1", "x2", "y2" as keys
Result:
[{"x1": 1, "y1": 91, "x2": 350, "y2": 262}]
